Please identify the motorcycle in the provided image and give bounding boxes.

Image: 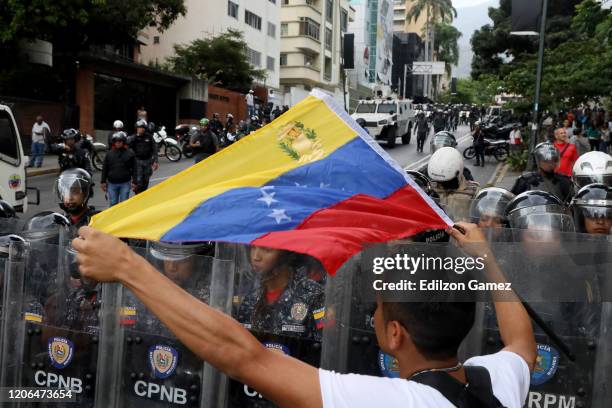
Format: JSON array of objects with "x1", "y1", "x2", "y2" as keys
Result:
[
  {"x1": 463, "y1": 138, "x2": 509, "y2": 162},
  {"x1": 153, "y1": 125, "x2": 182, "y2": 162},
  {"x1": 175, "y1": 124, "x2": 196, "y2": 159},
  {"x1": 80, "y1": 134, "x2": 107, "y2": 172},
  {"x1": 480, "y1": 121, "x2": 520, "y2": 140}
]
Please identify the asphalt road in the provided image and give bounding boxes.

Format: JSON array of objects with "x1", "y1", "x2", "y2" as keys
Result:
[{"x1": 23, "y1": 124, "x2": 498, "y2": 219}]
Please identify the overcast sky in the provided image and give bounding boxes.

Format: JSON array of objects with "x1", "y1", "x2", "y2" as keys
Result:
[{"x1": 453, "y1": 0, "x2": 493, "y2": 8}]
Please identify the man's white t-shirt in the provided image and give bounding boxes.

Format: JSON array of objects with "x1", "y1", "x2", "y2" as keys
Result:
[
  {"x1": 31, "y1": 121, "x2": 50, "y2": 143},
  {"x1": 246, "y1": 93, "x2": 254, "y2": 106},
  {"x1": 319, "y1": 351, "x2": 530, "y2": 408}
]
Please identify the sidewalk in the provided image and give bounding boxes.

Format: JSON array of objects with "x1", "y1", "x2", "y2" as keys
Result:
[
  {"x1": 488, "y1": 162, "x2": 520, "y2": 191},
  {"x1": 26, "y1": 155, "x2": 60, "y2": 177}
]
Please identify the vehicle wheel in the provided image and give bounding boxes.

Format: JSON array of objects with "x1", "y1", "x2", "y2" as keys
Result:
[
  {"x1": 463, "y1": 147, "x2": 476, "y2": 159},
  {"x1": 166, "y1": 144, "x2": 182, "y2": 162},
  {"x1": 182, "y1": 143, "x2": 194, "y2": 159},
  {"x1": 386, "y1": 127, "x2": 397, "y2": 148},
  {"x1": 494, "y1": 146, "x2": 509, "y2": 162},
  {"x1": 92, "y1": 151, "x2": 104, "y2": 171},
  {"x1": 402, "y1": 122, "x2": 412, "y2": 145}
]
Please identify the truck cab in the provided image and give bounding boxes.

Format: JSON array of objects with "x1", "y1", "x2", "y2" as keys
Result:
[
  {"x1": 351, "y1": 98, "x2": 415, "y2": 148},
  {"x1": 0, "y1": 104, "x2": 39, "y2": 213}
]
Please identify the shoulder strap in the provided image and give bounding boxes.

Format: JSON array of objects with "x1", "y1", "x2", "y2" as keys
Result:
[{"x1": 410, "y1": 366, "x2": 506, "y2": 408}]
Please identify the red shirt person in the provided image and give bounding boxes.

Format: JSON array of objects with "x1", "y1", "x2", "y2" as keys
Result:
[{"x1": 553, "y1": 128, "x2": 578, "y2": 177}]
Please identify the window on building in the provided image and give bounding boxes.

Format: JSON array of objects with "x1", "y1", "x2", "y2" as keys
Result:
[
  {"x1": 340, "y1": 8, "x2": 348, "y2": 32},
  {"x1": 267, "y1": 56, "x2": 275, "y2": 71},
  {"x1": 282, "y1": 0, "x2": 289, "y2": 4},
  {"x1": 269, "y1": 0, "x2": 277, "y2": 3},
  {"x1": 325, "y1": 28, "x2": 332, "y2": 51},
  {"x1": 280, "y1": 53, "x2": 288, "y2": 66},
  {"x1": 247, "y1": 48, "x2": 262, "y2": 66},
  {"x1": 268, "y1": 22, "x2": 276, "y2": 37},
  {"x1": 304, "y1": 53, "x2": 315, "y2": 66},
  {"x1": 299, "y1": 17, "x2": 320, "y2": 40},
  {"x1": 153, "y1": 36, "x2": 160, "y2": 44},
  {"x1": 227, "y1": 1, "x2": 239, "y2": 19},
  {"x1": 245, "y1": 10, "x2": 262, "y2": 30},
  {"x1": 326, "y1": 0, "x2": 333, "y2": 23},
  {"x1": 281, "y1": 23, "x2": 289, "y2": 36},
  {"x1": 324, "y1": 56, "x2": 332, "y2": 81}
]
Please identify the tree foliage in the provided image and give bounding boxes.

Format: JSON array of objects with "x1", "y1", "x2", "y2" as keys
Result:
[
  {"x1": 437, "y1": 75, "x2": 503, "y2": 105},
  {"x1": 434, "y1": 22, "x2": 461, "y2": 75},
  {"x1": 166, "y1": 29, "x2": 266, "y2": 92}
]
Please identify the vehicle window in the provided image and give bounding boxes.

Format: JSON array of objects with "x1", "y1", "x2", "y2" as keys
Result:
[
  {"x1": 355, "y1": 103, "x2": 376, "y2": 113},
  {"x1": 377, "y1": 104, "x2": 396, "y2": 114},
  {"x1": 0, "y1": 111, "x2": 19, "y2": 164}
]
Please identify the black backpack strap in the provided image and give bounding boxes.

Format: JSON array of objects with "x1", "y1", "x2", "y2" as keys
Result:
[{"x1": 410, "y1": 366, "x2": 506, "y2": 408}]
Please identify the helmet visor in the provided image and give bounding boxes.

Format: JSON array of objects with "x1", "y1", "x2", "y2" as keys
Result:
[
  {"x1": 469, "y1": 197, "x2": 509, "y2": 226},
  {"x1": 510, "y1": 213, "x2": 575, "y2": 233},
  {"x1": 54, "y1": 176, "x2": 91, "y2": 208},
  {"x1": 572, "y1": 205, "x2": 612, "y2": 234},
  {"x1": 573, "y1": 174, "x2": 612, "y2": 189}
]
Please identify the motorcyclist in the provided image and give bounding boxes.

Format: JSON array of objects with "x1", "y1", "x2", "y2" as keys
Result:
[
  {"x1": 190, "y1": 118, "x2": 219, "y2": 163},
  {"x1": 127, "y1": 118, "x2": 158, "y2": 194},
  {"x1": 469, "y1": 187, "x2": 515, "y2": 229},
  {"x1": 415, "y1": 113, "x2": 429, "y2": 153},
  {"x1": 428, "y1": 147, "x2": 479, "y2": 220},
  {"x1": 571, "y1": 151, "x2": 612, "y2": 188},
  {"x1": 54, "y1": 168, "x2": 99, "y2": 230},
  {"x1": 210, "y1": 113, "x2": 224, "y2": 135},
  {"x1": 511, "y1": 142, "x2": 574, "y2": 203},
  {"x1": 107, "y1": 119, "x2": 124, "y2": 146},
  {"x1": 48, "y1": 128, "x2": 93, "y2": 175},
  {"x1": 570, "y1": 184, "x2": 611, "y2": 235}
]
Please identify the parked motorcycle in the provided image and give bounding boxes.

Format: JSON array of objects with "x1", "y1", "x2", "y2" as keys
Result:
[
  {"x1": 175, "y1": 124, "x2": 197, "y2": 159},
  {"x1": 79, "y1": 134, "x2": 107, "y2": 172},
  {"x1": 153, "y1": 125, "x2": 182, "y2": 162},
  {"x1": 481, "y1": 122, "x2": 520, "y2": 140},
  {"x1": 463, "y1": 138, "x2": 509, "y2": 162}
]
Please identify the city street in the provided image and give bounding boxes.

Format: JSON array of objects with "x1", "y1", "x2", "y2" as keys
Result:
[{"x1": 23, "y1": 124, "x2": 499, "y2": 219}]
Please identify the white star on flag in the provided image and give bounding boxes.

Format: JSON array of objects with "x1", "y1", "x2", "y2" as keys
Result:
[
  {"x1": 257, "y1": 188, "x2": 278, "y2": 207},
  {"x1": 319, "y1": 182, "x2": 331, "y2": 188},
  {"x1": 268, "y1": 209, "x2": 291, "y2": 224},
  {"x1": 294, "y1": 182, "x2": 307, "y2": 188}
]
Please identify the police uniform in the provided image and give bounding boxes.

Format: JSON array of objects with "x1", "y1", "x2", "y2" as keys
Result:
[
  {"x1": 511, "y1": 172, "x2": 574, "y2": 203},
  {"x1": 48, "y1": 144, "x2": 93, "y2": 175},
  {"x1": 67, "y1": 207, "x2": 99, "y2": 231},
  {"x1": 236, "y1": 269, "x2": 324, "y2": 341},
  {"x1": 433, "y1": 179, "x2": 480, "y2": 221},
  {"x1": 128, "y1": 132, "x2": 158, "y2": 194}
]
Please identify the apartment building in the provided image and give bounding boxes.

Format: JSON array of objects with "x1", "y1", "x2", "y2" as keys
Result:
[
  {"x1": 140, "y1": 0, "x2": 281, "y2": 90},
  {"x1": 279, "y1": 0, "x2": 351, "y2": 105}
]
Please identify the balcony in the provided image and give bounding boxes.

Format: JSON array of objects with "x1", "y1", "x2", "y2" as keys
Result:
[
  {"x1": 280, "y1": 65, "x2": 321, "y2": 84},
  {"x1": 281, "y1": 0, "x2": 322, "y2": 14},
  {"x1": 282, "y1": 34, "x2": 321, "y2": 55}
]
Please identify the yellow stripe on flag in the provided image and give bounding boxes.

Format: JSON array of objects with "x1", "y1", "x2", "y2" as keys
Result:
[{"x1": 91, "y1": 95, "x2": 358, "y2": 240}]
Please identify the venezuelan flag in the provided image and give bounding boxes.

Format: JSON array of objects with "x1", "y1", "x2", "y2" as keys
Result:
[{"x1": 91, "y1": 90, "x2": 451, "y2": 274}]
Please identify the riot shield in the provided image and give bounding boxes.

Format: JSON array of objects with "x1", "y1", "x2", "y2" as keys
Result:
[
  {"x1": 97, "y1": 241, "x2": 234, "y2": 408},
  {"x1": 0, "y1": 238, "x2": 101, "y2": 406},
  {"x1": 0, "y1": 217, "x2": 21, "y2": 235},
  {"x1": 228, "y1": 244, "x2": 326, "y2": 407}
]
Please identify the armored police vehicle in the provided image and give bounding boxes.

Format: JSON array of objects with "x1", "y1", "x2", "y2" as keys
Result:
[{"x1": 351, "y1": 98, "x2": 415, "y2": 148}]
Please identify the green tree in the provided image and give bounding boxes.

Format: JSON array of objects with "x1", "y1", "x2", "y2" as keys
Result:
[
  {"x1": 166, "y1": 29, "x2": 266, "y2": 92},
  {"x1": 433, "y1": 22, "x2": 461, "y2": 75},
  {"x1": 406, "y1": 0, "x2": 457, "y2": 64}
]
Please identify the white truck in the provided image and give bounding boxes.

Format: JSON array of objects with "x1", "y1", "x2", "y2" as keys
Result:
[
  {"x1": 0, "y1": 103, "x2": 39, "y2": 214},
  {"x1": 351, "y1": 98, "x2": 415, "y2": 148}
]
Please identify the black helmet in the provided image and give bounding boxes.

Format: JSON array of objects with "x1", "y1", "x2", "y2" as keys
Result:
[
  {"x1": 111, "y1": 131, "x2": 127, "y2": 144},
  {"x1": 534, "y1": 142, "x2": 560, "y2": 168},
  {"x1": 61, "y1": 128, "x2": 81, "y2": 142},
  {"x1": 431, "y1": 131, "x2": 457, "y2": 153},
  {"x1": 355, "y1": 118, "x2": 367, "y2": 128},
  {"x1": 54, "y1": 168, "x2": 93, "y2": 214},
  {"x1": 469, "y1": 187, "x2": 515, "y2": 227},
  {"x1": 406, "y1": 170, "x2": 433, "y2": 195},
  {"x1": 0, "y1": 200, "x2": 17, "y2": 219},
  {"x1": 21, "y1": 211, "x2": 70, "y2": 243},
  {"x1": 570, "y1": 183, "x2": 612, "y2": 234},
  {"x1": 148, "y1": 241, "x2": 214, "y2": 285},
  {"x1": 505, "y1": 190, "x2": 573, "y2": 232},
  {"x1": 135, "y1": 118, "x2": 148, "y2": 129}
]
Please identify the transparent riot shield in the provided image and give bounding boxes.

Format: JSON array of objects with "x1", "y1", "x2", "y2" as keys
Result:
[
  {"x1": 228, "y1": 244, "x2": 326, "y2": 407},
  {"x1": 0, "y1": 236, "x2": 102, "y2": 406},
  {"x1": 97, "y1": 241, "x2": 234, "y2": 408},
  {"x1": 0, "y1": 217, "x2": 21, "y2": 235}
]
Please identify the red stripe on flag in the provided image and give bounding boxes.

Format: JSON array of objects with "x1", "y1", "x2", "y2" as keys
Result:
[{"x1": 252, "y1": 185, "x2": 450, "y2": 274}]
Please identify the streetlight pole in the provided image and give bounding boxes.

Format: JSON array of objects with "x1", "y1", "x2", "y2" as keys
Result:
[
  {"x1": 527, "y1": 0, "x2": 549, "y2": 170},
  {"x1": 403, "y1": 64, "x2": 408, "y2": 99}
]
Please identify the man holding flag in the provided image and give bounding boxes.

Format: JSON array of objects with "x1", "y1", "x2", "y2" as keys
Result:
[{"x1": 74, "y1": 90, "x2": 535, "y2": 407}]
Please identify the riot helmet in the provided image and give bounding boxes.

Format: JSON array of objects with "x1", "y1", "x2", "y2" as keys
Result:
[
  {"x1": 428, "y1": 147, "x2": 464, "y2": 190},
  {"x1": 54, "y1": 168, "x2": 92, "y2": 215},
  {"x1": 406, "y1": 170, "x2": 433, "y2": 196},
  {"x1": 148, "y1": 241, "x2": 214, "y2": 286},
  {"x1": 505, "y1": 190, "x2": 574, "y2": 233},
  {"x1": 135, "y1": 118, "x2": 148, "y2": 129},
  {"x1": 61, "y1": 128, "x2": 81, "y2": 144},
  {"x1": 533, "y1": 142, "x2": 560, "y2": 175},
  {"x1": 570, "y1": 184, "x2": 612, "y2": 235},
  {"x1": 572, "y1": 151, "x2": 612, "y2": 188},
  {"x1": 469, "y1": 187, "x2": 515, "y2": 228},
  {"x1": 113, "y1": 120, "x2": 124, "y2": 129},
  {"x1": 355, "y1": 118, "x2": 367, "y2": 129},
  {"x1": 431, "y1": 131, "x2": 457, "y2": 153},
  {"x1": 111, "y1": 131, "x2": 127, "y2": 145},
  {"x1": 21, "y1": 211, "x2": 70, "y2": 243},
  {"x1": 0, "y1": 200, "x2": 17, "y2": 218}
]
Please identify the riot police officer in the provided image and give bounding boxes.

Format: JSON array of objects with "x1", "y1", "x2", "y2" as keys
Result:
[
  {"x1": 355, "y1": 118, "x2": 369, "y2": 135},
  {"x1": 128, "y1": 118, "x2": 158, "y2": 194},
  {"x1": 428, "y1": 147, "x2": 480, "y2": 220},
  {"x1": 54, "y1": 168, "x2": 98, "y2": 230},
  {"x1": 469, "y1": 187, "x2": 515, "y2": 229},
  {"x1": 511, "y1": 142, "x2": 574, "y2": 203},
  {"x1": 572, "y1": 151, "x2": 612, "y2": 189},
  {"x1": 571, "y1": 184, "x2": 612, "y2": 235},
  {"x1": 48, "y1": 128, "x2": 93, "y2": 175},
  {"x1": 415, "y1": 113, "x2": 429, "y2": 153},
  {"x1": 505, "y1": 190, "x2": 574, "y2": 236},
  {"x1": 236, "y1": 246, "x2": 324, "y2": 341},
  {"x1": 20, "y1": 211, "x2": 70, "y2": 244}
]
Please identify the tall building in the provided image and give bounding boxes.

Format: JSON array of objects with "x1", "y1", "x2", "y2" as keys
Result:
[
  {"x1": 279, "y1": 0, "x2": 352, "y2": 106},
  {"x1": 391, "y1": 32, "x2": 423, "y2": 99},
  {"x1": 140, "y1": 0, "x2": 281, "y2": 90},
  {"x1": 393, "y1": 0, "x2": 427, "y2": 34}
]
